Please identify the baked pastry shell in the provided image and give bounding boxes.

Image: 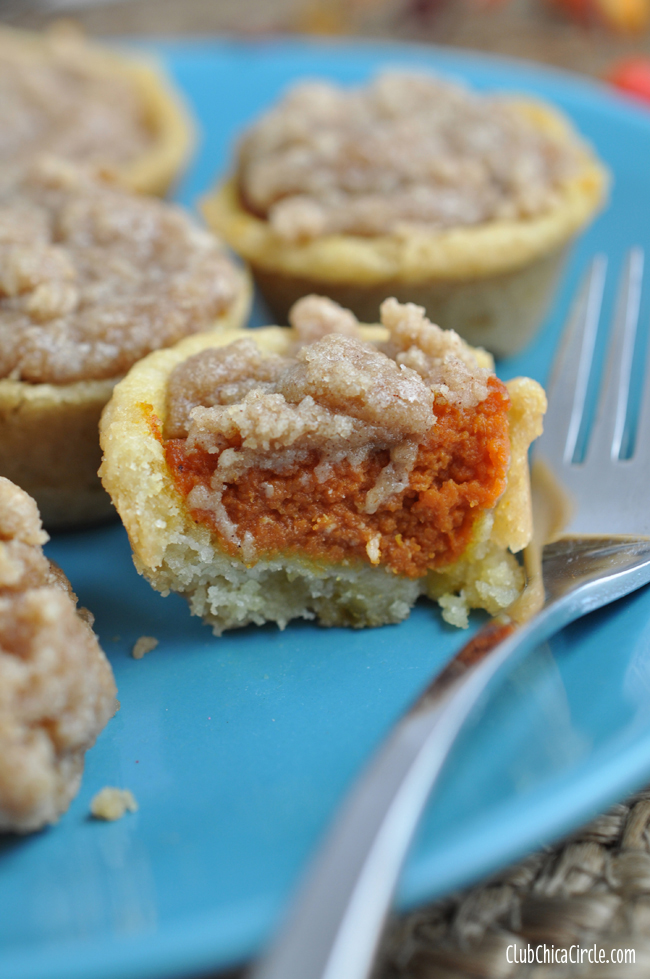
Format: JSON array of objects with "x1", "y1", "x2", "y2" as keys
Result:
[
  {"x1": 0, "y1": 276, "x2": 252, "y2": 531},
  {"x1": 1, "y1": 25, "x2": 195, "y2": 197},
  {"x1": 99, "y1": 323, "x2": 546, "y2": 631},
  {"x1": 204, "y1": 100, "x2": 608, "y2": 357}
]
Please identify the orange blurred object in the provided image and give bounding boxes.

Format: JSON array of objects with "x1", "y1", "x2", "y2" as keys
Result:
[
  {"x1": 598, "y1": 0, "x2": 650, "y2": 30},
  {"x1": 608, "y1": 56, "x2": 650, "y2": 101},
  {"x1": 552, "y1": 0, "x2": 650, "y2": 31},
  {"x1": 295, "y1": 0, "x2": 392, "y2": 34}
]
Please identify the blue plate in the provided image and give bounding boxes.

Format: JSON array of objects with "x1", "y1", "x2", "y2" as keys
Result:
[{"x1": 3, "y1": 37, "x2": 650, "y2": 979}]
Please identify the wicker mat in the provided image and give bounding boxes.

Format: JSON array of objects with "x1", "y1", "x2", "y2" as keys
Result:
[
  {"x1": 217, "y1": 789, "x2": 650, "y2": 979},
  {"x1": 373, "y1": 790, "x2": 650, "y2": 979}
]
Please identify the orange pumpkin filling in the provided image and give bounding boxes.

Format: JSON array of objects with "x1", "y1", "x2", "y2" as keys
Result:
[{"x1": 164, "y1": 375, "x2": 510, "y2": 578}]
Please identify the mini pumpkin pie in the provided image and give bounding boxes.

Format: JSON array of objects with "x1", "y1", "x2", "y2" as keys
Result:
[
  {"x1": 0, "y1": 476, "x2": 117, "y2": 833},
  {"x1": 0, "y1": 23, "x2": 192, "y2": 197},
  {"x1": 99, "y1": 295, "x2": 546, "y2": 634},
  {"x1": 0, "y1": 158, "x2": 251, "y2": 529},
  {"x1": 204, "y1": 71, "x2": 608, "y2": 357}
]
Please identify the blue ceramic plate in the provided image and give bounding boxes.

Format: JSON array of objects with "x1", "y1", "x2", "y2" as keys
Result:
[{"x1": 3, "y1": 37, "x2": 650, "y2": 979}]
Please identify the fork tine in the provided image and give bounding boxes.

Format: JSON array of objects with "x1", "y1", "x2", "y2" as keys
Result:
[
  {"x1": 537, "y1": 255, "x2": 606, "y2": 468},
  {"x1": 634, "y1": 303, "x2": 650, "y2": 463},
  {"x1": 586, "y1": 248, "x2": 644, "y2": 465}
]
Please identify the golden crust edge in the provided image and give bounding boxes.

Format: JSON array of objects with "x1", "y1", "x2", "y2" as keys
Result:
[
  {"x1": 113, "y1": 55, "x2": 195, "y2": 197},
  {"x1": 99, "y1": 324, "x2": 545, "y2": 577},
  {"x1": 203, "y1": 100, "x2": 608, "y2": 285}
]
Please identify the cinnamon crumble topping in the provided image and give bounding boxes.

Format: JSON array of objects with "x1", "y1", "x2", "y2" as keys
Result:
[
  {"x1": 237, "y1": 72, "x2": 581, "y2": 242},
  {"x1": 0, "y1": 476, "x2": 117, "y2": 832},
  {"x1": 0, "y1": 158, "x2": 242, "y2": 385},
  {"x1": 164, "y1": 297, "x2": 506, "y2": 575},
  {"x1": 0, "y1": 27, "x2": 153, "y2": 186}
]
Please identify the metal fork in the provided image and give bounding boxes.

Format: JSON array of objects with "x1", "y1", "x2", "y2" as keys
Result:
[{"x1": 250, "y1": 250, "x2": 650, "y2": 979}]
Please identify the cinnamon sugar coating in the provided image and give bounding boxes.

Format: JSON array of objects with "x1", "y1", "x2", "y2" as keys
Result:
[
  {"x1": 165, "y1": 295, "x2": 364, "y2": 438},
  {"x1": 165, "y1": 338, "x2": 290, "y2": 440},
  {"x1": 0, "y1": 27, "x2": 153, "y2": 187},
  {"x1": 288, "y1": 293, "x2": 361, "y2": 342},
  {"x1": 0, "y1": 158, "x2": 242, "y2": 385},
  {"x1": 165, "y1": 297, "x2": 500, "y2": 566},
  {"x1": 237, "y1": 72, "x2": 582, "y2": 242},
  {"x1": 167, "y1": 296, "x2": 489, "y2": 438},
  {"x1": 0, "y1": 477, "x2": 117, "y2": 833},
  {"x1": 380, "y1": 298, "x2": 489, "y2": 409}
]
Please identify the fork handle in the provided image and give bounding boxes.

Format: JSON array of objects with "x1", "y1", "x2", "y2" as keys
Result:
[{"x1": 249, "y1": 539, "x2": 650, "y2": 979}]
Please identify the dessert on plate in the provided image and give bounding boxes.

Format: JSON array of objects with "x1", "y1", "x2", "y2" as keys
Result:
[
  {"x1": 0, "y1": 157, "x2": 251, "y2": 529},
  {"x1": 0, "y1": 23, "x2": 193, "y2": 197},
  {"x1": 0, "y1": 477, "x2": 117, "y2": 834},
  {"x1": 205, "y1": 71, "x2": 608, "y2": 356},
  {"x1": 100, "y1": 295, "x2": 546, "y2": 634}
]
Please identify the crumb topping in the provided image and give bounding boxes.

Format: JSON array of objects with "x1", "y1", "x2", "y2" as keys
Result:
[
  {"x1": 288, "y1": 293, "x2": 362, "y2": 342},
  {"x1": 0, "y1": 476, "x2": 55, "y2": 595},
  {"x1": 164, "y1": 297, "x2": 507, "y2": 575},
  {"x1": 379, "y1": 298, "x2": 489, "y2": 409},
  {"x1": 237, "y1": 71, "x2": 581, "y2": 241},
  {"x1": 0, "y1": 158, "x2": 242, "y2": 384},
  {"x1": 0, "y1": 476, "x2": 117, "y2": 832},
  {"x1": 165, "y1": 337, "x2": 291, "y2": 440},
  {"x1": 0, "y1": 27, "x2": 153, "y2": 186}
]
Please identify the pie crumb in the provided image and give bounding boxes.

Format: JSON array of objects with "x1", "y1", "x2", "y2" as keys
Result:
[
  {"x1": 132, "y1": 636, "x2": 158, "y2": 660},
  {"x1": 90, "y1": 787, "x2": 138, "y2": 821}
]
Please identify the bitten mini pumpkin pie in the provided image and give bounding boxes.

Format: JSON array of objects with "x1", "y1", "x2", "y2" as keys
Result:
[
  {"x1": 0, "y1": 477, "x2": 117, "y2": 833},
  {"x1": 204, "y1": 71, "x2": 608, "y2": 357},
  {"x1": 100, "y1": 295, "x2": 546, "y2": 634},
  {"x1": 0, "y1": 158, "x2": 251, "y2": 529},
  {"x1": 0, "y1": 23, "x2": 192, "y2": 197}
]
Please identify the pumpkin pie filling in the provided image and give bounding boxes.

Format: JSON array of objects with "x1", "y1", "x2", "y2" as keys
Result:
[
  {"x1": 162, "y1": 296, "x2": 510, "y2": 578},
  {"x1": 164, "y1": 376, "x2": 510, "y2": 577}
]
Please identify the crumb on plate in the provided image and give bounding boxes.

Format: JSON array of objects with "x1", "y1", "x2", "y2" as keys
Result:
[
  {"x1": 132, "y1": 635, "x2": 159, "y2": 660},
  {"x1": 90, "y1": 787, "x2": 138, "y2": 821}
]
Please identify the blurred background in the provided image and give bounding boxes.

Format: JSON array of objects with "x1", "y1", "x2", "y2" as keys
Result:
[{"x1": 5, "y1": 0, "x2": 650, "y2": 84}]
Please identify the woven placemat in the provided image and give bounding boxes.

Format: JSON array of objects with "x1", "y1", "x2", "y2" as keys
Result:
[
  {"x1": 215, "y1": 788, "x2": 650, "y2": 979},
  {"x1": 372, "y1": 789, "x2": 650, "y2": 979}
]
